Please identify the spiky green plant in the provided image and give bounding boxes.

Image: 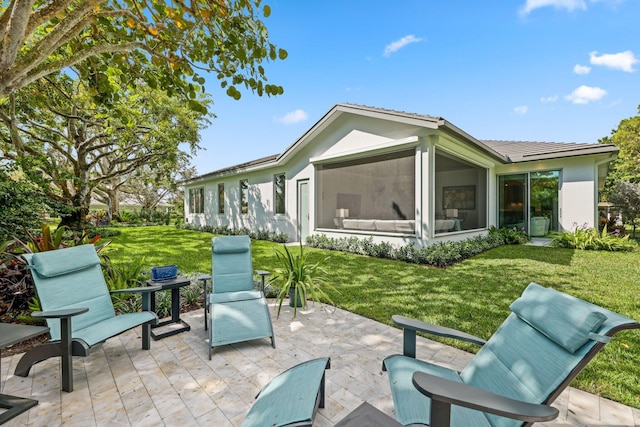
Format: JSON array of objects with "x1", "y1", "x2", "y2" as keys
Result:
[{"x1": 272, "y1": 244, "x2": 335, "y2": 317}]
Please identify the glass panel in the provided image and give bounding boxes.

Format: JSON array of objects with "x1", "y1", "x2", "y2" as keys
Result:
[
  {"x1": 188, "y1": 188, "x2": 204, "y2": 214},
  {"x1": 240, "y1": 179, "x2": 248, "y2": 214},
  {"x1": 435, "y1": 151, "x2": 487, "y2": 233},
  {"x1": 530, "y1": 171, "x2": 559, "y2": 232},
  {"x1": 218, "y1": 183, "x2": 224, "y2": 214},
  {"x1": 499, "y1": 174, "x2": 527, "y2": 231},
  {"x1": 316, "y1": 150, "x2": 415, "y2": 232},
  {"x1": 274, "y1": 174, "x2": 285, "y2": 214}
]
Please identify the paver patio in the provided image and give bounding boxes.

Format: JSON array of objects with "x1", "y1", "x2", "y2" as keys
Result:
[{"x1": 1, "y1": 301, "x2": 639, "y2": 426}]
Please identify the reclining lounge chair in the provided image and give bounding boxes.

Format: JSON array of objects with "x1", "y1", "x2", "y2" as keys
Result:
[
  {"x1": 208, "y1": 235, "x2": 275, "y2": 359},
  {"x1": 15, "y1": 245, "x2": 159, "y2": 392},
  {"x1": 382, "y1": 282, "x2": 639, "y2": 427}
]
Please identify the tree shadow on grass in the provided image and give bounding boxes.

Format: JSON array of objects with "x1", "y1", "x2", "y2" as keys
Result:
[{"x1": 476, "y1": 245, "x2": 575, "y2": 266}]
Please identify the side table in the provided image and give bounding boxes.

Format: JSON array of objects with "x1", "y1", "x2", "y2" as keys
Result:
[
  {"x1": 146, "y1": 277, "x2": 192, "y2": 340},
  {"x1": 0, "y1": 323, "x2": 49, "y2": 424}
]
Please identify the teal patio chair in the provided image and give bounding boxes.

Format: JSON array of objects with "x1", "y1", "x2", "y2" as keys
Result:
[
  {"x1": 15, "y1": 245, "x2": 159, "y2": 392},
  {"x1": 209, "y1": 235, "x2": 275, "y2": 359},
  {"x1": 382, "y1": 282, "x2": 639, "y2": 427}
]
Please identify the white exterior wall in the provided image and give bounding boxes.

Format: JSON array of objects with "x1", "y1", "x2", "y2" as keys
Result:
[
  {"x1": 185, "y1": 109, "x2": 613, "y2": 245},
  {"x1": 494, "y1": 154, "x2": 613, "y2": 231}
]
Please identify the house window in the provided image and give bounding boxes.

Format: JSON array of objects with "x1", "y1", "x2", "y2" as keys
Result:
[
  {"x1": 240, "y1": 179, "x2": 249, "y2": 214},
  {"x1": 218, "y1": 183, "x2": 224, "y2": 214},
  {"x1": 274, "y1": 173, "x2": 286, "y2": 214},
  {"x1": 189, "y1": 187, "x2": 204, "y2": 214},
  {"x1": 434, "y1": 150, "x2": 487, "y2": 234},
  {"x1": 316, "y1": 150, "x2": 416, "y2": 233}
]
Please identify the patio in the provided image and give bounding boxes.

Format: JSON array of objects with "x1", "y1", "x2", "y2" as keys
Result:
[{"x1": 1, "y1": 301, "x2": 639, "y2": 426}]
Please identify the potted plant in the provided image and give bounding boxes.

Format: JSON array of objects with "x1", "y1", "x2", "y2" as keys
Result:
[{"x1": 271, "y1": 244, "x2": 335, "y2": 317}]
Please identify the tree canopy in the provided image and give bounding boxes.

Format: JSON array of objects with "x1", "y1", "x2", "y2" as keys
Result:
[
  {"x1": 0, "y1": 73, "x2": 211, "y2": 228},
  {"x1": 600, "y1": 105, "x2": 640, "y2": 185},
  {"x1": 606, "y1": 181, "x2": 640, "y2": 238},
  {"x1": 0, "y1": 0, "x2": 286, "y2": 109}
]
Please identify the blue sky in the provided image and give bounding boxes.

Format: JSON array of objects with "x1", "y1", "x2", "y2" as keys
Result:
[{"x1": 190, "y1": 0, "x2": 639, "y2": 174}]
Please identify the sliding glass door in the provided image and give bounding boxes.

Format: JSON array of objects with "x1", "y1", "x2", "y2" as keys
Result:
[
  {"x1": 498, "y1": 171, "x2": 559, "y2": 234},
  {"x1": 499, "y1": 174, "x2": 527, "y2": 231}
]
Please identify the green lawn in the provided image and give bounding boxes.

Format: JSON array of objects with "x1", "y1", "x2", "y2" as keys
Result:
[{"x1": 104, "y1": 226, "x2": 640, "y2": 409}]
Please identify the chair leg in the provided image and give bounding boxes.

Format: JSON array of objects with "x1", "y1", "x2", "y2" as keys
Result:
[
  {"x1": 60, "y1": 317, "x2": 73, "y2": 392},
  {"x1": 141, "y1": 292, "x2": 152, "y2": 350},
  {"x1": 430, "y1": 400, "x2": 452, "y2": 427},
  {"x1": 14, "y1": 343, "x2": 63, "y2": 377}
]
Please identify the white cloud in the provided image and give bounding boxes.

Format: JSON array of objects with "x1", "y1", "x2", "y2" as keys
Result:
[
  {"x1": 573, "y1": 64, "x2": 591, "y2": 74},
  {"x1": 589, "y1": 50, "x2": 638, "y2": 72},
  {"x1": 520, "y1": 0, "x2": 587, "y2": 15},
  {"x1": 565, "y1": 85, "x2": 607, "y2": 104},
  {"x1": 540, "y1": 95, "x2": 559, "y2": 103},
  {"x1": 383, "y1": 35, "x2": 423, "y2": 57},
  {"x1": 514, "y1": 106, "x2": 529, "y2": 114},
  {"x1": 275, "y1": 109, "x2": 308, "y2": 125}
]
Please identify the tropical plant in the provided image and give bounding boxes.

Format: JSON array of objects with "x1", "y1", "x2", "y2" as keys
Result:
[
  {"x1": 551, "y1": 223, "x2": 635, "y2": 251},
  {"x1": 271, "y1": 244, "x2": 335, "y2": 317},
  {"x1": 1, "y1": 224, "x2": 110, "y2": 320},
  {"x1": 101, "y1": 256, "x2": 148, "y2": 313}
]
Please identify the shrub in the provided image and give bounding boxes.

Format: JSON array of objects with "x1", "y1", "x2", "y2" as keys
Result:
[
  {"x1": 551, "y1": 223, "x2": 635, "y2": 252},
  {"x1": 489, "y1": 226, "x2": 530, "y2": 244},
  {"x1": 177, "y1": 222, "x2": 288, "y2": 243},
  {"x1": 306, "y1": 232, "x2": 508, "y2": 268}
]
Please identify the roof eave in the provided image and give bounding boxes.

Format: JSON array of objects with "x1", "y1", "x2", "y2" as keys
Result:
[
  {"x1": 439, "y1": 120, "x2": 510, "y2": 163},
  {"x1": 508, "y1": 145, "x2": 619, "y2": 163}
]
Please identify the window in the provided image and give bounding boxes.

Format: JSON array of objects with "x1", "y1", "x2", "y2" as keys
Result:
[
  {"x1": 434, "y1": 150, "x2": 487, "y2": 234},
  {"x1": 316, "y1": 150, "x2": 416, "y2": 232},
  {"x1": 240, "y1": 179, "x2": 249, "y2": 214},
  {"x1": 189, "y1": 187, "x2": 204, "y2": 214},
  {"x1": 274, "y1": 173, "x2": 286, "y2": 214},
  {"x1": 218, "y1": 183, "x2": 224, "y2": 214}
]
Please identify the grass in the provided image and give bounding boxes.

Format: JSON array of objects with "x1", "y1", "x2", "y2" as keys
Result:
[{"x1": 103, "y1": 225, "x2": 640, "y2": 409}]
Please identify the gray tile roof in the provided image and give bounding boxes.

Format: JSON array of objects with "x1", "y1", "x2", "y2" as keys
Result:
[
  {"x1": 481, "y1": 140, "x2": 618, "y2": 162},
  {"x1": 186, "y1": 104, "x2": 619, "y2": 183}
]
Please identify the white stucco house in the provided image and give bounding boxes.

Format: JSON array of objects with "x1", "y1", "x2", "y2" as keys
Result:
[{"x1": 184, "y1": 104, "x2": 618, "y2": 246}]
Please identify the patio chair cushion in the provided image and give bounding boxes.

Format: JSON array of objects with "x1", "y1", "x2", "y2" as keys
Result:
[
  {"x1": 72, "y1": 311, "x2": 156, "y2": 347},
  {"x1": 210, "y1": 290, "x2": 262, "y2": 304},
  {"x1": 212, "y1": 237, "x2": 251, "y2": 254},
  {"x1": 383, "y1": 355, "x2": 491, "y2": 426},
  {"x1": 242, "y1": 357, "x2": 330, "y2": 427},
  {"x1": 509, "y1": 283, "x2": 607, "y2": 353},
  {"x1": 29, "y1": 247, "x2": 100, "y2": 278}
]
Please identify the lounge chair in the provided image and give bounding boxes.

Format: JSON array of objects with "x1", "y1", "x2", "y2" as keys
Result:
[
  {"x1": 382, "y1": 282, "x2": 639, "y2": 427},
  {"x1": 15, "y1": 245, "x2": 159, "y2": 392},
  {"x1": 209, "y1": 235, "x2": 275, "y2": 359}
]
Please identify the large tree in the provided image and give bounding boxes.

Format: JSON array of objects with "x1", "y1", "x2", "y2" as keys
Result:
[
  {"x1": 119, "y1": 160, "x2": 196, "y2": 210},
  {"x1": 600, "y1": 105, "x2": 640, "y2": 187},
  {"x1": 0, "y1": 0, "x2": 286, "y2": 106},
  {"x1": 0, "y1": 74, "x2": 211, "y2": 228},
  {"x1": 607, "y1": 181, "x2": 640, "y2": 238}
]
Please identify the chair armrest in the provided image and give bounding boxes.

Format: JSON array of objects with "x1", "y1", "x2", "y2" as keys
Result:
[
  {"x1": 31, "y1": 308, "x2": 89, "y2": 319},
  {"x1": 110, "y1": 285, "x2": 161, "y2": 294},
  {"x1": 392, "y1": 315, "x2": 485, "y2": 358},
  {"x1": 412, "y1": 372, "x2": 559, "y2": 426}
]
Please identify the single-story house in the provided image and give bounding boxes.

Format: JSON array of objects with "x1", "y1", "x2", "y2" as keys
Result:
[{"x1": 184, "y1": 103, "x2": 618, "y2": 246}]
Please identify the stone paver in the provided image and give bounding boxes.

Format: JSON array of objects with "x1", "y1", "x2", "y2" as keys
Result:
[{"x1": 1, "y1": 302, "x2": 637, "y2": 426}]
